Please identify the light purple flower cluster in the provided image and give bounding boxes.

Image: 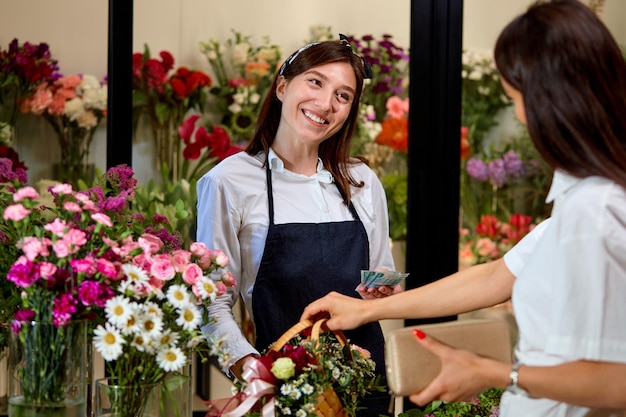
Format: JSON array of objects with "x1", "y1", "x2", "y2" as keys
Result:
[{"x1": 466, "y1": 150, "x2": 530, "y2": 187}]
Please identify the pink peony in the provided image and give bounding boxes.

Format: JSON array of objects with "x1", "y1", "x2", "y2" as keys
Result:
[{"x1": 182, "y1": 263, "x2": 203, "y2": 285}]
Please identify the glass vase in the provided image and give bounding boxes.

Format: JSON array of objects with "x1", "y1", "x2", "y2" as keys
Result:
[
  {"x1": 7, "y1": 320, "x2": 88, "y2": 417},
  {"x1": 95, "y1": 378, "x2": 160, "y2": 417},
  {"x1": 160, "y1": 365, "x2": 192, "y2": 417}
]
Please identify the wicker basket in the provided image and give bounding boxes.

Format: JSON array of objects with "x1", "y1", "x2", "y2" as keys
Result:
[{"x1": 270, "y1": 318, "x2": 349, "y2": 417}]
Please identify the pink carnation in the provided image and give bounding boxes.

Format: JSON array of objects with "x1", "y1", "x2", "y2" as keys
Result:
[{"x1": 3, "y1": 204, "x2": 31, "y2": 221}]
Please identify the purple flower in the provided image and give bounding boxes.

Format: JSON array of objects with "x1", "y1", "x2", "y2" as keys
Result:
[
  {"x1": 78, "y1": 280, "x2": 101, "y2": 306},
  {"x1": 15, "y1": 308, "x2": 35, "y2": 322},
  {"x1": 7, "y1": 260, "x2": 40, "y2": 288},
  {"x1": 488, "y1": 159, "x2": 507, "y2": 187},
  {"x1": 101, "y1": 195, "x2": 128, "y2": 213},
  {"x1": 466, "y1": 157, "x2": 489, "y2": 181},
  {"x1": 503, "y1": 150, "x2": 523, "y2": 177},
  {"x1": 52, "y1": 293, "x2": 77, "y2": 327}
]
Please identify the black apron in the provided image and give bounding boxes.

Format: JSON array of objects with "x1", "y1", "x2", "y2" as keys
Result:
[{"x1": 252, "y1": 162, "x2": 390, "y2": 416}]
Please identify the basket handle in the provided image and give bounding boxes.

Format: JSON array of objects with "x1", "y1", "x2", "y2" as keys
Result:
[{"x1": 270, "y1": 317, "x2": 347, "y2": 352}]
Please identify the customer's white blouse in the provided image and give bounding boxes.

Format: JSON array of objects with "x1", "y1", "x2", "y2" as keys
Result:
[{"x1": 502, "y1": 170, "x2": 626, "y2": 417}]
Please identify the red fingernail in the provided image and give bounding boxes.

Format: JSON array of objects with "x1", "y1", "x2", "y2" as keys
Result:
[{"x1": 413, "y1": 329, "x2": 426, "y2": 339}]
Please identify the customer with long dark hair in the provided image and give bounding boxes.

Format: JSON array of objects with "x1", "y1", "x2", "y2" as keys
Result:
[{"x1": 303, "y1": 1, "x2": 626, "y2": 415}]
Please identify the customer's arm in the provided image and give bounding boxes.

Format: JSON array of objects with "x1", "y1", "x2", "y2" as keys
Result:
[
  {"x1": 409, "y1": 332, "x2": 626, "y2": 410},
  {"x1": 302, "y1": 257, "x2": 514, "y2": 329}
]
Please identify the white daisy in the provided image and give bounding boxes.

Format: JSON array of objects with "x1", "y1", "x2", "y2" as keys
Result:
[
  {"x1": 93, "y1": 323, "x2": 125, "y2": 361},
  {"x1": 194, "y1": 277, "x2": 217, "y2": 302},
  {"x1": 295, "y1": 410, "x2": 307, "y2": 417},
  {"x1": 175, "y1": 304, "x2": 202, "y2": 331},
  {"x1": 130, "y1": 333, "x2": 149, "y2": 352},
  {"x1": 122, "y1": 263, "x2": 150, "y2": 285},
  {"x1": 143, "y1": 300, "x2": 164, "y2": 319},
  {"x1": 120, "y1": 310, "x2": 141, "y2": 336},
  {"x1": 157, "y1": 329, "x2": 179, "y2": 348},
  {"x1": 138, "y1": 313, "x2": 164, "y2": 338},
  {"x1": 166, "y1": 284, "x2": 190, "y2": 308},
  {"x1": 104, "y1": 295, "x2": 133, "y2": 327},
  {"x1": 301, "y1": 384, "x2": 314, "y2": 395},
  {"x1": 157, "y1": 346, "x2": 186, "y2": 372}
]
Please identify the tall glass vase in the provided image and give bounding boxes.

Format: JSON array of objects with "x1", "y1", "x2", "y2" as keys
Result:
[
  {"x1": 160, "y1": 365, "x2": 193, "y2": 417},
  {"x1": 95, "y1": 378, "x2": 160, "y2": 417},
  {"x1": 7, "y1": 320, "x2": 88, "y2": 417}
]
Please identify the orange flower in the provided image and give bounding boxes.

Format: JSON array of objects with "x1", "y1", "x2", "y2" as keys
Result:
[{"x1": 375, "y1": 117, "x2": 408, "y2": 153}]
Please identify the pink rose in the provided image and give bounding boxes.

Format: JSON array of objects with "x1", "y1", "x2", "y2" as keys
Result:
[
  {"x1": 138, "y1": 233, "x2": 163, "y2": 255},
  {"x1": 221, "y1": 271, "x2": 236, "y2": 287},
  {"x1": 150, "y1": 259, "x2": 176, "y2": 281},
  {"x1": 182, "y1": 263, "x2": 203, "y2": 285},
  {"x1": 190, "y1": 242, "x2": 209, "y2": 258},
  {"x1": 171, "y1": 250, "x2": 192, "y2": 272},
  {"x1": 216, "y1": 281, "x2": 227, "y2": 297},
  {"x1": 211, "y1": 250, "x2": 229, "y2": 268}
]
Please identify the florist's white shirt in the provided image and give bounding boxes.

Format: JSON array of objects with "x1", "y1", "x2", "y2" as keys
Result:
[
  {"x1": 196, "y1": 149, "x2": 394, "y2": 369},
  {"x1": 502, "y1": 170, "x2": 626, "y2": 417}
]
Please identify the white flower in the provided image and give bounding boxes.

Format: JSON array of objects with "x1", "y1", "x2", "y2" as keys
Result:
[
  {"x1": 301, "y1": 384, "x2": 314, "y2": 395},
  {"x1": 130, "y1": 332, "x2": 150, "y2": 352},
  {"x1": 93, "y1": 323, "x2": 125, "y2": 361},
  {"x1": 228, "y1": 103, "x2": 242, "y2": 113},
  {"x1": 143, "y1": 300, "x2": 164, "y2": 319},
  {"x1": 295, "y1": 409, "x2": 307, "y2": 417},
  {"x1": 231, "y1": 42, "x2": 250, "y2": 66},
  {"x1": 119, "y1": 309, "x2": 141, "y2": 335},
  {"x1": 138, "y1": 313, "x2": 163, "y2": 338},
  {"x1": 194, "y1": 277, "x2": 217, "y2": 301},
  {"x1": 166, "y1": 284, "x2": 190, "y2": 308},
  {"x1": 122, "y1": 263, "x2": 150, "y2": 286},
  {"x1": 249, "y1": 93, "x2": 260, "y2": 105},
  {"x1": 105, "y1": 295, "x2": 133, "y2": 327},
  {"x1": 157, "y1": 329, "x2": 179, "y2": 348},
  {"x1": 64, "y1": 97, "x2": 85, "y2": 121},
  {"x1": 175, "y1": 304, "x2": 202, "y2": 331},
  {"x1": 157, "y1": 346, "x2": 187, "y2": 372}
]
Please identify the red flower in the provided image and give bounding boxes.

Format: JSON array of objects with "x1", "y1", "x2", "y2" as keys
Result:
[
  {"x1": 475, "y1": 215, "x2": 500, "y2": 239},
  {"x1": 460, "y1": 126, "x2": 471, "y2": 160}
]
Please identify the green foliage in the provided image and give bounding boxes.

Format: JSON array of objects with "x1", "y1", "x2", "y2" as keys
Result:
[
  {"x1": 382, "y1": 172, "x2": 408, "y2": 241},
  {"x1": 133, "y1": 163, "x2": 198, "y2": 248},
  {"x1": 399, "y1": 388, "x2": 504, "y2": 417}
]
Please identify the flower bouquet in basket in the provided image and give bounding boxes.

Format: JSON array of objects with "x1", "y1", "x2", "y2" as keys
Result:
[{"x1": 206, "y1": 318, "x2": 385, "y2": 417}]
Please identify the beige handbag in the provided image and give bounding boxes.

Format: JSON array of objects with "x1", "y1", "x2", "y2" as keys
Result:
[{"x1": 385, "y1": 318, "x2": 513, "y2": 397}]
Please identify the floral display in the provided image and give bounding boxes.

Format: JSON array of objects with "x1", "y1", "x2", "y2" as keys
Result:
[
  {"x1": 19, "y1": 73, "x2": 107, "y2": 183},
  {"x1": 2, "y1": 165, "x2": 235, "y2": 414},
  {"x1": 461, "y1": 48, "x2": 510, "y2": 155},
  {"x1": 0, "y1": 38, "x2": 60, "y2": 138},
  {"x1": 400, "y1": 388, "x2": 503, "y2": 417},
  {"x1": 346, "y1": 34, "x2": 409, "y2": 125},
  {"x1": 132, "y1": 45, "x2": 213, "y2": 181},
  {"x1": 199, "y1": 30, "x2": 282, "y2": 143},
  {"x1": 207, "y1": 322, "x2": 384, "y2": 417},
  {"x1": 459, "y1": 213, "x2": 535, "y2": 267}
]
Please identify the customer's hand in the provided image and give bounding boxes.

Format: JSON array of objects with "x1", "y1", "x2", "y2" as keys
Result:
[{"x1": 407, "y1": 329, "x2": 506, "y2": 406}]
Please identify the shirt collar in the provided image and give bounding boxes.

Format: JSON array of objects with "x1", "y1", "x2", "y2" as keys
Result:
[
  {"x1": 545, "y1": 169, "x2": 581, "y2": 204},
  {"x1": 267, "y1": 149, "x2": 334, "y2": 184}
]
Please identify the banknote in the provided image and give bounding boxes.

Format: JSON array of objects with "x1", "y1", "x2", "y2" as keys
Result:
[{"x1": 360, "y1": 270, "x2": 409, "y2": 288}]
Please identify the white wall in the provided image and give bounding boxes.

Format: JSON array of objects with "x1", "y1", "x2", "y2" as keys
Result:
[{"x1": 1, "y1": 0, "x2": 623, "y2": 184}]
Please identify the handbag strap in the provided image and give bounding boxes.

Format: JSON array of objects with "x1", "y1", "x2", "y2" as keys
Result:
[{"x1": 270, "y1": 318, "x2": 348, "y2": 352}]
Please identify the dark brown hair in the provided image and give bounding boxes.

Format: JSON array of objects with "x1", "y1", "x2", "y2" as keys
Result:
[
  {"x1": 494, "y1": 0, "x2": 626, "y2": 189},
  {"x1": 245, "y1": 40, "x2": 369, "y2": 201}
]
